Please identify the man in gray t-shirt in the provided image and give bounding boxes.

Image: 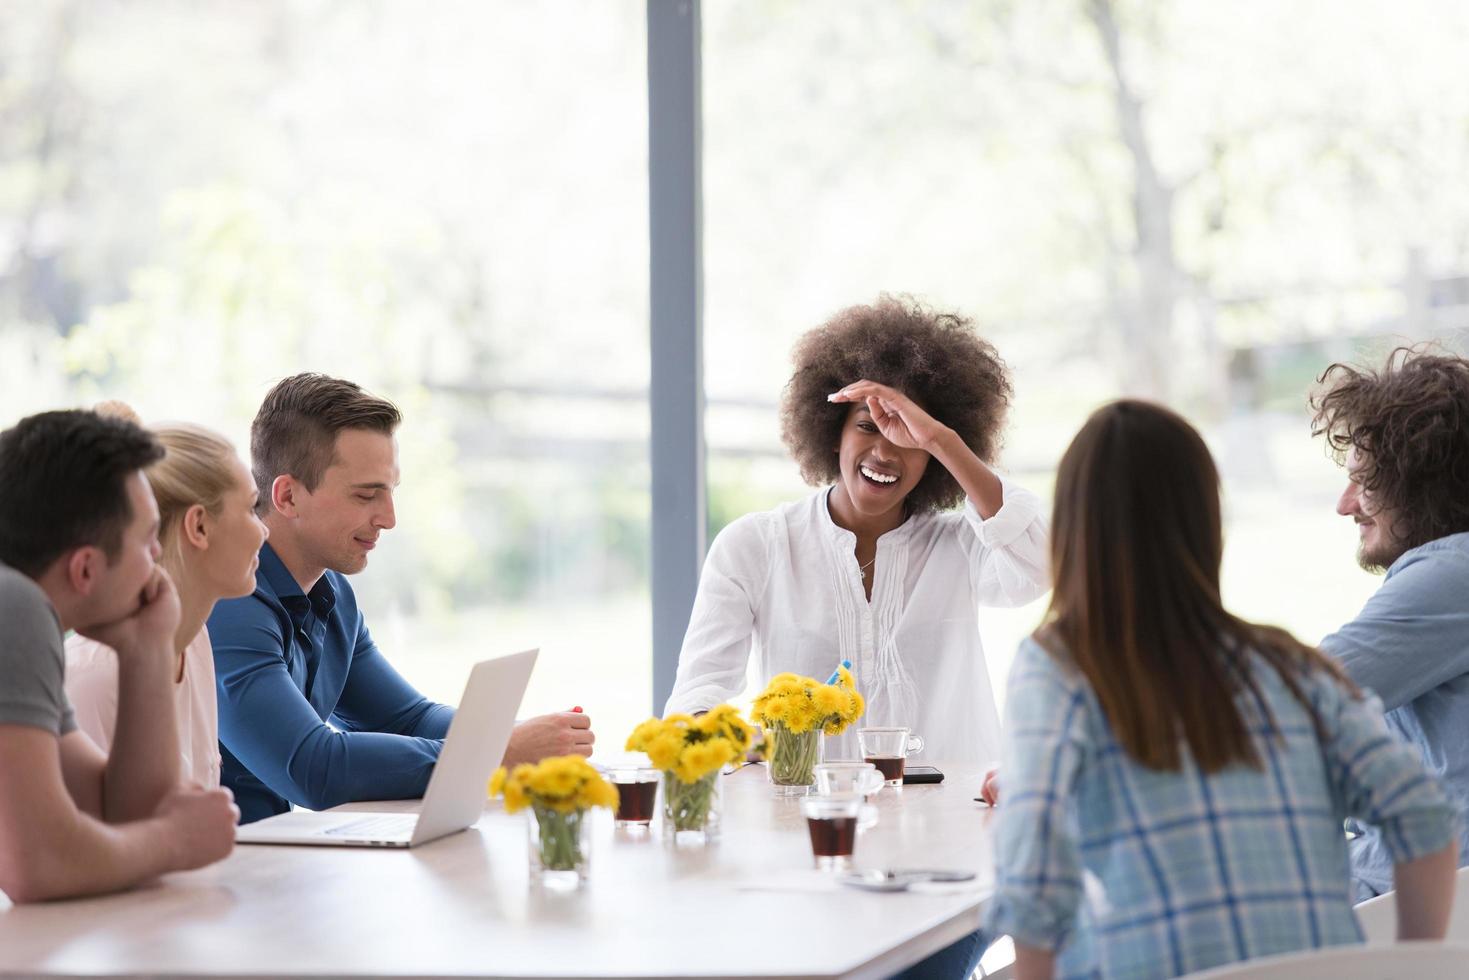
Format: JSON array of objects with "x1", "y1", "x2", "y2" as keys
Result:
[
  {"x1": 1311, "y1": 349, "x2": 1469, "y2": 900},
  {"x1": 0, "y1": 410, "x2": 237, "y2": 903},
  {"x1": 0, "y1": 563, "x2": 78, "y2": 737}
]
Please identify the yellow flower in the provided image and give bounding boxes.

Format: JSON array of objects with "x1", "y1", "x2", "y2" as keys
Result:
[
  {"x1": 812, "y1": 684, "x2": 843, "y2": 718},
  {"x1": 589, "y1": 775, "x2": 619, "y2": 810},
  {"x1": 622, "y1": 706, "x2": 754, "y2": 782},
  {"x1": 751, "y1": 669, "x2": 866, "y2": 735},
  {"x1": 503, "y1": 778, "x2": 529, "y2": 813},
  {"x1": 645, "y1": 730, "x2": 684, "y2": 771},
  {"x1": 676, "y1": 740, "x2": 726, "y2": 783},
  {"x1": 534, "y1": 758, "x2": 582, "y2": 800},
  {"x1": 488, "y1": 755, "x2": 615, "y2": 815},
  {"x1": 625, "y1": 717, "x2": 666, "y2": 752}
]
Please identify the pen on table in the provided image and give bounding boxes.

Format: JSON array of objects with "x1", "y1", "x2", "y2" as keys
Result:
[{"x1": 825, "y1": 660, "x2": 852, "y2": 685}]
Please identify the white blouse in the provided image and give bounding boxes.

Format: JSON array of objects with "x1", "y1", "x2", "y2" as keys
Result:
[
  {"x1": 65, "y1": 626, "x2": 222, "y2": 789},
  {"x1": 665, "y1": 478, "x2": 1050, "y2": 764}
]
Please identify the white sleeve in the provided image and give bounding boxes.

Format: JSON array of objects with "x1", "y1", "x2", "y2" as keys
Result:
[
  {"x1": 960, "y1": 474, "x2": 1051, "y2": 608},
  {"x1": 662, "y1": 515, "x2": 770, "y2": 715}
]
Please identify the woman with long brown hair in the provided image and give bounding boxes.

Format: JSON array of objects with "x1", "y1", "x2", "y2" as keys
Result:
[{"x1": 986, "y1": 400, "x2": 1456, "y2": 979}]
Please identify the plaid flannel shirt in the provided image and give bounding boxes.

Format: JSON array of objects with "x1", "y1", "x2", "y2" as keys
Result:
[{"x1": 986, "y1": 637, "x2": 1456, "y2": 979}]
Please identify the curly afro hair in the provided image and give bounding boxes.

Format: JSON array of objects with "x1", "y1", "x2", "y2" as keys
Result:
[
  {"x1": 779, "y1": 295, "x2": 1012, "y2": 514},
  {"x1": 1310, "y1": 345, "x2": 1469, "y2": 551}
]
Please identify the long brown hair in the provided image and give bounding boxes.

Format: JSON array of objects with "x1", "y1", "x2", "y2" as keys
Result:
[{"x1": 1042, "y1": 400, "x2": 1356, "y2": 772}]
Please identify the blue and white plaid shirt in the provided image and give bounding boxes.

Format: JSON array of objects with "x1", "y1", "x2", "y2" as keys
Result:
[{"x1": 986, "y1": 637, "x2": 1456, "y2": 979}]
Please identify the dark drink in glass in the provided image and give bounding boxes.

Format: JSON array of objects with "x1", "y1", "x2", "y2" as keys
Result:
[
  {"x1": 865, "y1": 755, "x2": 905, "y2": 783},
  {"x1": 609, "y1": 767, "x2": 660, "y2": 829},
  {"x1": 857, "y1": 728, "x2": 924, "y2": 786},
  {"x1": 800, "y1": 795, "x2": 862, "y2": 870},
  {"x1": 615, "y1": 780, "x2": 658, "y2": 824},
  {"x1": 806, "y1": 815, "x2": 858, "y2": 857}
]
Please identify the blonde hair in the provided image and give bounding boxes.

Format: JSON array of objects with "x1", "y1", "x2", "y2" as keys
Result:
[{"x1": 94, "y1": 403, "x2": 241, "y2": 557}]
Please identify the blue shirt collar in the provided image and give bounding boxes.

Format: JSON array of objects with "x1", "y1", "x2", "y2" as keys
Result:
[{"x1": 256, "y1": 542, "x2": 338, "y2": 622}]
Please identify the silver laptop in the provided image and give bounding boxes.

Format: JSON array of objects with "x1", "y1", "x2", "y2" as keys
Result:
[{"x1": 235, "y1": 648, "x2": 538, "y2": 849}]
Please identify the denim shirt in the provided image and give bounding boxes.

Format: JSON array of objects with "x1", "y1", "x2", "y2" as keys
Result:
[
  {"x1": 209, "y1": 543, "x2": 454, "y2": 823},
  {"x1": 1320, "y1": 531, "x2": 1469, "y2": 896}
]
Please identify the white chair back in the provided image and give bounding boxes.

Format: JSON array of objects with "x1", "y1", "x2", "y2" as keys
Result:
[
  {"x1": 1355, "y1": 864, "x2": 1469, "y2": 943},
  {"x1": 1183, "y1": 941, "x2": 1469, "y2": 979}
]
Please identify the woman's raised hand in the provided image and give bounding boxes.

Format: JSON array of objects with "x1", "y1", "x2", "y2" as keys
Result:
[{"x1": 828, "y1": 380, "x2": 951, "y2": 452}]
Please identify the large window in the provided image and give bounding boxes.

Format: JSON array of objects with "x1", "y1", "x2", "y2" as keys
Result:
[
  {"x1": 0, "y1": 2, "x2": 652, "y2": 737},
  {"x1": 703, "y1": 0, "x2": 1469, "y2": 705},
  {"x1": 7, "y1": 1, "x2": 1469, "y2": 726}
]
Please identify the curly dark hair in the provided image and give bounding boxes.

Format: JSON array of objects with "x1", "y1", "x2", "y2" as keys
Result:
[
  {"x1": 779, "y1": 295, "x2": 1012, "y2": 513},
  {"x1": 1310, "y1": 345, "x2": 1469, "y2": 551}
]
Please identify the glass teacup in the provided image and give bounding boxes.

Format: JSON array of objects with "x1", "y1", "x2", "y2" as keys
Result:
[
  {"x1": 855, "y1": 727, "x2": 925, "y2": 786},
  {"x1": 813, "y1": 761, "x2": 885, "y2": 798}
]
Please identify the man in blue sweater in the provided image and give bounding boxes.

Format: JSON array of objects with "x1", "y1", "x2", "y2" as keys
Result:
[
  {"x1": 1312, "y1": 348, "x2": 1469, "y2": 899},
  {"x1": 210, "y1": 374, "x2": 594, "y2": 824}
]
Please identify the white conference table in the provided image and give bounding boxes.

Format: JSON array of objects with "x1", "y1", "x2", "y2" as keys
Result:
[{"x1": 0, "y1": 762, "x2": 999, "y2": 979}]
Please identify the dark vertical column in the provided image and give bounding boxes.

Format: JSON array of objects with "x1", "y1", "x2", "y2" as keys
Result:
[{"x1": 647, "y1": 0, "x2": 705, "y2": 713}]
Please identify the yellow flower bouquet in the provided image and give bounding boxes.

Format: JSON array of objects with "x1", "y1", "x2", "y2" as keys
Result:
[
  {"x1": 625, "y1": 705, "x2": 754, "y2": 840},
  {"x1": 750, "y1": 667, "x2": 866, "y2": 793},
  {"x1": 489, "y1": 755, "x2": 617, "y2": 887}
]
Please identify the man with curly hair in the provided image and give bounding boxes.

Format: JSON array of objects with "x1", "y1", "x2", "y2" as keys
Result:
[
  {"x1": 1312, "y1": 347, "x2": 1469, "y2": 900},
  {"x1": 666, "y1": 296, "x2": 1048, "y2": 765}
]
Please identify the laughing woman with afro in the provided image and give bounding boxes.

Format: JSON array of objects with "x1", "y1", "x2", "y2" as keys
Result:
[{"x1": 665, "y1": 296, "x2": 1049, "y2": 770}]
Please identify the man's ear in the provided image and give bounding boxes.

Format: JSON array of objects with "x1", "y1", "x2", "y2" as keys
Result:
[
  {"x1": 64, "y1": 546, "x2": 106, "y2": 597},
  {"x1": 271, "y1": 475, "x2": 300, "y2": 519},
  {"x1": 181, "y1": 503, "x2": 210, "y2": 551}
]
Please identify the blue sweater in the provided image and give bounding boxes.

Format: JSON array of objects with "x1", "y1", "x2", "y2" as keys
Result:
[{"x1": 208, "y1": 543, "x2": 454, "y2": 823}]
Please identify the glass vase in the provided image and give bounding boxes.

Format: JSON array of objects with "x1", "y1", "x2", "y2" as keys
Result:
[
  {"x1": 661, "y1": 769, "x2": 721, "y2": 845},
  {"x1": 767, "y1": 721, "x2": 821, "y2": 796},
  {"x1": 526, "y1": 805, "x2": 592, "y2": 889}
]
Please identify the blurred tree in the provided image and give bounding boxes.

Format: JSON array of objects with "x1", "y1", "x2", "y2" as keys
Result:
[{"x1": 703, "y1": 0, "x2": 1469, "y2": 411}]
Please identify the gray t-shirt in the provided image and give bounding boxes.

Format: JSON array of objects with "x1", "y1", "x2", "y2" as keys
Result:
[{"x1": 0, "y1": 562, "x2": 77, "y2": 736}]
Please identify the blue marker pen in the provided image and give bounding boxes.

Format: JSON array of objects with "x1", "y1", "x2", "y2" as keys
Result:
[{"x1": 825, "y1": 659, "x2": 852, "y2": 685}]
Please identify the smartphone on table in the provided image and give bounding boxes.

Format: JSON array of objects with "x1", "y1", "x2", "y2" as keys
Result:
[{"x1": 902, "y1": 765, "x2": 944, "y2": 785}]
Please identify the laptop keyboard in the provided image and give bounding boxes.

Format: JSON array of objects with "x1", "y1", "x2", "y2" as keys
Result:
[{"x1": 323, "y1": 814, "x2": 416, "y2": 838}]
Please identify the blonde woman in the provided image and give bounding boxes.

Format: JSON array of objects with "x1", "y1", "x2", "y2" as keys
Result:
[{"x1": 66, "y1": 404, "x2": 268, "y2": 788}]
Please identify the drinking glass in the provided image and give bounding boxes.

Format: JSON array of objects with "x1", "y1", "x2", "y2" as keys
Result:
[
  {"x1": 813, "y1": 762, "x2": 882, "y2": 832},
  {"x1": 800, "y1": 794, "x2": 862, "y2": 871},
  {"x1": 855, "y1": 727, "x2": 924, "y2": 786},
  {"x1": 607, "y1": 766, "x2": 661, "y2": 830},
  {"x1": 813, "y1": 761, "x2": 885, "y2": 798}
]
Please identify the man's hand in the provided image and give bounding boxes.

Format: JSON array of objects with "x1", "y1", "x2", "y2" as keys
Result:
[
  {"x1": 980, "y1": 766, "x2": 1001, "y2": 806},
  {"x1": 155, "y1": 783, "x2": 238, "y2": 871},
  {"x1": 77, "y1": 565, "x2": 181, "y2": 663},
  {"x1": 502, "y1": 712, "x2": 595, "y2": 766}
]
